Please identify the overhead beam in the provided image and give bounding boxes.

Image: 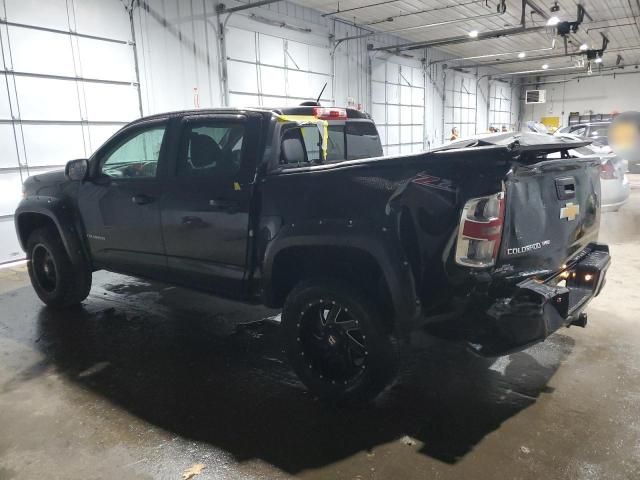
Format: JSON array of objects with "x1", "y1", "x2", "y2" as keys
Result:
[
  {"x1": 369, "y1": 25, "x2": 546, "y2": 52},
  {"x1": 335, "y1": 12, "x2": 500, "y2": 42},
  {"x1": 217, "y1": 0, "x2": 283, "y2": 14},
  {"x1": 454, "y1": 51, "x2": 574, "y2": 69}
]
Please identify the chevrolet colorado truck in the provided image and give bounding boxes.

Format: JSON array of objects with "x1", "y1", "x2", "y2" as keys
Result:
[{"x1": 15, "y1": 105, "x2": 610, "y2": 403}]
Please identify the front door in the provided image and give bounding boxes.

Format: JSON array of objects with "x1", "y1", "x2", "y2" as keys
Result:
[
  {"x1": 78, "y1": 120, "x2": 169, "y2": 278},
  {"x1": 160, "y1": 114, "x2": 258, "y2": 296}
]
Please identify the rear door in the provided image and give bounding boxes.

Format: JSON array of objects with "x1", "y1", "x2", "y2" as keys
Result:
[
  {"x1": 160, "y1": 114, "x2": 261, "y2": 296},
  {"x1": 498, "y1": 156, "x2": 602, "y2": 272}
]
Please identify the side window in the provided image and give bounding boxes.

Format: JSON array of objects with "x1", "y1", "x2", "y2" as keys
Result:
[
  {"x1": 178, "y1": 122, "x2": 245, "y2": 177},
  {"x1": 569, "y1": 126, "x2": 587, "y2": 137},
  {"x1": 101, "y1": 125, "x2": 166, "y2": 179},
  {"x1": 345, "y1": 122, "x2": 383, "y2": 159},
  {"x1": 281, "y1": 124, "x2": 346, "y2": 167}
]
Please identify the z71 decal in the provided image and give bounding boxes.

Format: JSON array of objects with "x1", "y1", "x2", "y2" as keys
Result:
[{"x1": 411, "y1": 173, "x2": 456, "y2": 192}]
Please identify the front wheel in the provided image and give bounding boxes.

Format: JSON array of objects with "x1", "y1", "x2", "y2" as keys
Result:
[
  {"x1": 26, "y1": 227, "x2": 92, "y2": 308},
  {"x1": 282, "y1": 279, "x2": 397, "y2": 405}
]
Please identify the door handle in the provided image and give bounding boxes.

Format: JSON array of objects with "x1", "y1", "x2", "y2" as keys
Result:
[
  {"x1": 131, "y1": 193, "x2": 154, "y2": 205},
  {"x1": 555, "y1": 177, "x2": 576, "y2": 200},
  {"x1": 181, "y1": 216, "x2": 207, "y2": 228},
  {"x1": 208, "y1": 199, "x2": 238, "y2": 212}
]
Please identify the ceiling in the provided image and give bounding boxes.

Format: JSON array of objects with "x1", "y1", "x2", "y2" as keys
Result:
[{"x1": 300, "y1": 0, "x2": 640, "y2": 75}]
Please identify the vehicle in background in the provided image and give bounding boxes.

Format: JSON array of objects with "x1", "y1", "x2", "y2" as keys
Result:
[
  {"x1": 554, "y1": 133, "x2": 630, "y2": 212},
  {"x1": 555, "y1": 120, "x2": 640, "y2": 173}
]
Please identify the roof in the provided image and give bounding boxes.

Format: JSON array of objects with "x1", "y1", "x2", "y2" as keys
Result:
[{"x1": 131, "y1": 105, "x2": 371, "y2": 125}]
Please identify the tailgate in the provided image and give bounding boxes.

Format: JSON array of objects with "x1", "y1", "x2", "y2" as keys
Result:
[{"x1": 497, "y1": 157, "x2": 602, "y2": 273}]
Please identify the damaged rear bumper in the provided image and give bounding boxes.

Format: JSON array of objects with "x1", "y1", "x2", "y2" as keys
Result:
[{"x1": 470, "y1": 243, "x2": 611, "y2": 357}]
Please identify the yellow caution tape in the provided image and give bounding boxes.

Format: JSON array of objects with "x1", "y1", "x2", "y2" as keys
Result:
[{"x1": 276, "y1": 114, "x2": 329, "y2": 162}]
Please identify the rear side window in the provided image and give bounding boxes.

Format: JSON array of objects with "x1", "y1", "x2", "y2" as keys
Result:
[
  {"x1": 178, "y1": 122, "x2": 245, "y2": 177},
  {"x1": 279, "y1": 120, "x2": 381, "y2": 169},
  {"x1": 345, "y1": 122, "x2": 382, "y2": 159}
]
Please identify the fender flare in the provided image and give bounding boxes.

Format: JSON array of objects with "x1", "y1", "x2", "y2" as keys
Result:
[
  {"x1": 14, "y1": 197, "x2": 91, "y2": 269},
  {"x1": 262, "y1": 225, "x2": 420, "y2": 333}
]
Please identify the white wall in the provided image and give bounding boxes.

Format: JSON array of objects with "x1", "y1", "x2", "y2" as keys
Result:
[
  {"x1": 0, "y1": 0, "x2": 521, "y2": 263},
  {"x1": 521, "y1": 71, "x2": 640, "y2": 126}
]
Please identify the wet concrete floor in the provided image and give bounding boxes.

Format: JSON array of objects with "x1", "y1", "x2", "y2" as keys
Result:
[{"x1": 1, "y1": 188, "x2": 639, "y2": 479}]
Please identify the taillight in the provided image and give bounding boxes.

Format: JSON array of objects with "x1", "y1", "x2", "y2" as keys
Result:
[
  {"x1": 599, "y1": 160, "x2": 618, "y2": 180},
  {"x1": 313, "y1": 107, "x2": 347, "y2": 120},
  {"x1": 455, "y1": 191, "x2": 505, "y2": 268}
]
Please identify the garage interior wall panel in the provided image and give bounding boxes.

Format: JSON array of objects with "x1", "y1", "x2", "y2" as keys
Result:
[
  {"x1": 0, "y1": 0, "x2": 136, "y2": 263},
  {"x1": 489, "y1": 81, "x2": 514, "y2": 130},
  {"x1": 0, "y1": 0, "x2": 523, "y2": 264},
  {"x1": 521, "y1": 72, "x2": 640, "y2": 124},
  {"x1": 444, "y1": 71, "x2": 477, "y2": 139},
  {"x1": 371, "y1": 55, "x2": 425, "y2": 155}
]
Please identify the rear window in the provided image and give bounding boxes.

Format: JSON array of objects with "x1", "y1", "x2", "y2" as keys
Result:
[
  {"x1": 281, "y1": 120, "x2": 382, "y2": 168},
  {"x1": 345, "y1": 122, "x2": 383, "y2": 159}
]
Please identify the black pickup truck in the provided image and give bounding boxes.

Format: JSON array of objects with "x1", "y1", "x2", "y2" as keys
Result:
[{"x1": 15, "y1": 104, "x2": 610, "y2": 403}]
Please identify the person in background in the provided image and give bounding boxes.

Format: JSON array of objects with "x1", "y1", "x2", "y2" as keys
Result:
[
  {"x1": 450, "y1": 127, "x2": 459, "y2": 141},
  {"x1": 501, "y1": 125, "x2": 508, "y2": 132},
  {"x1": 489, "y1": 126, "x2": 497, "y2": 133}
]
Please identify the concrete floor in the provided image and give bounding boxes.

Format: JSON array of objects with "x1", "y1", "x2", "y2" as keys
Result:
[{"x1": 1, "y1": 188, "x2": 639, "y2": 480}]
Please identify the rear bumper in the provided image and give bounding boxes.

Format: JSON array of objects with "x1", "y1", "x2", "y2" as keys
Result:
[{"x1": 470, "y1": 243, "x2": 611, "y2": 356}]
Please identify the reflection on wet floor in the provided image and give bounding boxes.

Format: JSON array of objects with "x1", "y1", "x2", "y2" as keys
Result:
[
  {"x1": 0, "y1": 270, "x2": 573, "y2": 472},
  {"x1": 1, "y1": 188, "x2": 639, "y2": 479}
]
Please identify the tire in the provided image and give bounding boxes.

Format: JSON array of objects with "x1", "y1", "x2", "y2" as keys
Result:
[
  {"x1": 282, "y1": 278, "x2": 397, "y2": 405},
  {"x1": 26, "y1": 227, "x2": 92, "y2": 308}
]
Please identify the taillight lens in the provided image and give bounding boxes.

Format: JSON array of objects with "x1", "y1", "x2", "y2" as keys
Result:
[
  {"x1": 455, "y1": 191, "x2": 505, "y2": 268},
  {"x1": 313, "y1": 107, "x2": 347, "y2": 120},
  {"x1": 599, "y1": 160, "x2": 617, "y2": 180}
]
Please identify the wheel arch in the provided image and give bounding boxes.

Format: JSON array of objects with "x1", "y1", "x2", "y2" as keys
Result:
[
  {"x1": 15, "y1": 199, "x2": 90, "y2": 269},
  {"x1": 262, "y1": 234, "x2": 420, "y2": 335}
]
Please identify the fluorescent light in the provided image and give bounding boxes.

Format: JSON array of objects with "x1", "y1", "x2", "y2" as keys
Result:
[
  {"x1": 595, "y1": 57, "x2": 603, "y2": 63},
  {"x1": 546, "y1": 16, "x2": 560, "y2": 26},
  {"x1": 518, "y1": 52, "x2": 526, "y2": 58},
  {"x1": 542, "y1": 64, "x2": 549, "y2": 69},
  {"x1": 468, "y1": 30, "x2": 479, "y2": 38},
  {"x1": 579, "y1": 43, "x2": 588, "y2": 51}
]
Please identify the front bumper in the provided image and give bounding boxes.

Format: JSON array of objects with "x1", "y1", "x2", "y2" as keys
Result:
[{"x1": 471, "y1": 243, "x2": 611, "y2": 356}]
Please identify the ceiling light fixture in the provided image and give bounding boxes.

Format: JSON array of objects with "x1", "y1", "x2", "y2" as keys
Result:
[
  {"x1": 542, "y1": 64, "x2": 549, "y2": 69},
  {"x1": 518, "y1": 52, "x2": 526, "y2": 58},
  {"x1": 546, "y1": 16, "x2": 560, "y2": 26},
  {"x1": 579, "y1": 43, "x2": 588, "y2": 51},
  {"x1": 469, "y1": 30, "x2": 479, "y2": 38}
]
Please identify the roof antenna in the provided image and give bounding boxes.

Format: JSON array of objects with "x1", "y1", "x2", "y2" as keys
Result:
[{"x1": 316, "y1": 82, "x2": 327, "y2": 105}]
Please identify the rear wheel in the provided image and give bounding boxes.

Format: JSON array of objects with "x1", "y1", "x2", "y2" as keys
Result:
[
  {"x1": 282, "y1": 279, "x2": 397, "y2": 405},
  {"x1": 26, "y1": 227, "x2": 91, "y2": 308}
]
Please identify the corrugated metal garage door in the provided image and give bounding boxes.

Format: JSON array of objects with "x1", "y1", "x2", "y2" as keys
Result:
[
  {"x1": 225, "y1": 26, "x2": 333, "y2": 108},
  {"x1": 444, "y1": 71, "x2": 477, "y2": 140},
  {"x1": 489, "y1": 81, "x2": 514, "y2": 130},
  {"x1": 371, "y1": 57, "x2": 425, "y2": 155},
  {"x1": 0, "y1": 0, "x2": 139, "y2": 263}
]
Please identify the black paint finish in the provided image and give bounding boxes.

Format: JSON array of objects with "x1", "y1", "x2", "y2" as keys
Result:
[{"x1": 15, "y1": 107, "x2": 608, "y2": 354}]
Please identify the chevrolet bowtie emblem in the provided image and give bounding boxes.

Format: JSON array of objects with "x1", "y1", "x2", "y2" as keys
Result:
[{"x1": 560, "y1": 202, "x2": 580, "y2": 221}]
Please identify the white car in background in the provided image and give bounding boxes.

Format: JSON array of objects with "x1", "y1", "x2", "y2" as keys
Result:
[{"x1": 553, "y1": 132, "x2": 630, "y2": 212}]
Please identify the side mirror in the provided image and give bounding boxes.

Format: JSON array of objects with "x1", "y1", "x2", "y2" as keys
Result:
[{"x1": 65, "y1": 158, "x2": 89, "y2": 181}]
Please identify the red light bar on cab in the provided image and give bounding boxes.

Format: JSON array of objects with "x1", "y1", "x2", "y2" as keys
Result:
[{"x1": 313, "y1": 107, "x2": 347, "y2": 120}]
